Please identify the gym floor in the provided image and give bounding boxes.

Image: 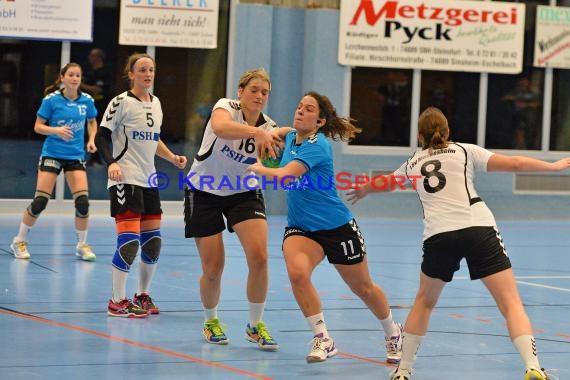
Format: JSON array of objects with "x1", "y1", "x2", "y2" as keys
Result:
[{"x1": 1, "y1": 214, "x2": 568, "y2": 379}]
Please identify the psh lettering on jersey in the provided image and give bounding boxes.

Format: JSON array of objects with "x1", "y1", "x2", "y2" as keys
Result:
[
  {"x1": 132, "y1": 131, "x2": 160, "y2": 141},
  {"x1": 220, "y1": 144, "x2": 257, "y2": 164}
]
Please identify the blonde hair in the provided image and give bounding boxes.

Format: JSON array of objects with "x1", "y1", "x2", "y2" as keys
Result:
[
  {"x1": 305, "y1": 91, "x2": 361, "y2": 142},
  {"x1": 418, "y1": 107, "x2": 450, "y2": 150},
  {"x1": 238, "y1": 68, "x2": 271, "y2": 91}
]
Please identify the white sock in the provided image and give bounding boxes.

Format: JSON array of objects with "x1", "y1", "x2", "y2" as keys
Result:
[
  {"x1": 513, "y1": 335, "x2": 541, "y2": 370},
  {"x1": 380, "y1": 310, "x2": 399, "y2": 337},
  {"x1": 204, "y1": 306, "x2": 218, "y2": 321},
  {"x1": 399, "y1": 332, "x2": 424, "y2": 371},
  {"x1": 138, "y1": 261, "x2": 157, "y2": 295},
  {"x1": 15, "y1": 222, "x2": 32, "y2": 242},
  {"x1": 306, "y1": 313, "x2": 329, "y2": 338},
  {"x1": 111, "y1": 267, "x2": 128, "y2": 303},
  {"x1": 248, "y1": 302, "x2": 265, "y2": 326},
  {"x1": 76, "y1": 229, "x2": 88, "y2": 245}
]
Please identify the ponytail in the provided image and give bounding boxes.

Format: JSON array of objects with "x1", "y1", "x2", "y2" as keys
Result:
[
  {"x1": 305, "y1": 91, "x2": 361, "y2": 142},
  {"x1": 418, "y1": 107, "x2": 449, "y2": 150}
]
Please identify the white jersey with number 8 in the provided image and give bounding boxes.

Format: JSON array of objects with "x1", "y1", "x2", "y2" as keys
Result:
[{"x1": 393, "y1": 142, "x2": 497, "y2": 240}]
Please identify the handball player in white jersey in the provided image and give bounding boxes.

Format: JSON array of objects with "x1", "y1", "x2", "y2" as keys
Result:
[
  {"x1": 184, "y1": 68, "x2": 280, "y2": 350},
  {"x1": 348, "y1": 107, "x2": 570, "y2": 380},
  {"x1": 95, "y1": 53, "x2": 187, "y2": 318}
]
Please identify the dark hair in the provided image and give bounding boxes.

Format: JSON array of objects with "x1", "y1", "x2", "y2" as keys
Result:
[
  {"x1": 123, "y1": 53, "x2": 155, "y2": 87},
  {"x1": 304, "y1": 91, "x2": 361, "y2": 141},
  {"x1": 44, "y1": 63, "x2": 82, "y2": 96},
  {"x1": 90, "y1": 48, "x2": 106, "y2": 61},
  {"x1": 418, "y1": 107, "x2": 450, "y2": 150}
]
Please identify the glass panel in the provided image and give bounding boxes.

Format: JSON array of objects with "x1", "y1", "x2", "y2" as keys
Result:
[
  {"x1": 153, "y1": 2, "x2": 229, "y2": 201},
  {"x1": 0, "y1": 40, "x2": 62, "y2": 198},
  {"x1": 551, "y1": 1, "x2": 570, "y2": 151},
  {"x1": 153, "y1": 45, "x2": 228, "y2": 200},
  {"x1": 241, "y1": 0, "x2": 340, "y2": 8},
  {"x1": 350, "y1": 67, "x2": 412, "y2": 146},
  {"x1": 551, "y1": 70, "x2": 570, "y2": 151},
  {"x1": 67, "y1": 6, "x2": 142, "y2": 200},
  {"x1": 485, "y1": 0, "x2": 547, "y2": 150},
  {"x1": 420, "y1": 71, "x2": 479, "y2": 144}
]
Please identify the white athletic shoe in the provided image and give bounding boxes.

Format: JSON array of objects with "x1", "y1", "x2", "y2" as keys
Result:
[
  {"x1": 306, "y1": 333, "x2": 338, "y2": 363},
  {"x1": 386, "y1": 322, "x2": 403, "y2": 364},
  {"x1": 10, "y1": 239, "x2": 31, "y2": 259}
]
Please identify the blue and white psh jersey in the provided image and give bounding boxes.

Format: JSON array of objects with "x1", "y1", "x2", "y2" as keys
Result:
[
  {"x1": 100, "y1": 91, "x2": 162, "y2": 189},
  {"x1": 188, "y1": 98, "x2": 278, "y2": 196},
  {"x1": 281, "y1": 130, "x2": 353, "y2": 232},
  {"x1": 393, "y1": 142, "x2": 497, "y2": 240},
  {"x1": 38, "y1": 90, "x2": 97, "y2": 160}
]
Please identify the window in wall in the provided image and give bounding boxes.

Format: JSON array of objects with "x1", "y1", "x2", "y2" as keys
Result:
[
  {"x1": 0, "y1": 40, "x2": 62, "y2": 199},
  {"x1": 0, "y1": 0, "x2": 230, "y2": 200},
  {"x1": 420, "y1": 71, "x2": 479, "y2": 144},
  {"x1": 153, "y1": 44, "x2": 228, "y2": 201},
  {"x1": 350, "y1": 67, "x2": 413, "y2": 146},
  {"x1": 550, "y1": 69, "x2": 570, "y2": 151},
  {"x1": 552, "y1": 0, "x2": 570, "y2": 151},
  {"x1": 239, "y1": 0, "x2": 339, "y2": 8},
  {"x1": 67, "y1": 4, "x2": 147, "y2": 200},
  {"x1": 485, "y1": 0, "x2": 547, "y2": 150}
]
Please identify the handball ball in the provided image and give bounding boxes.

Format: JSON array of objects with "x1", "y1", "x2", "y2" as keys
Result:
[{"x1": 261, "y1": 147, "x2": 282, "y2": 168}]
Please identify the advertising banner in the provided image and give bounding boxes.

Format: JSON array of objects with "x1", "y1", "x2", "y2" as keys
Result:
[
  {"x1": 534, "y1": 5, "x2": 570, "y2": 68},
  {"x1": 339, "y1": 0, "x2": 526, "y2": 74},
  {"x1": 0, "y1": 0, "x2": 92, "y2": 42},
  {"x1": 119, "y1": 0, "x2": 219, "y2": 49}
]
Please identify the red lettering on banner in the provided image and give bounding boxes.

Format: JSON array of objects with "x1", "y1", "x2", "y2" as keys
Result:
[{"x1": 350, "y1": 0, "x2": 518, "y2": 27}]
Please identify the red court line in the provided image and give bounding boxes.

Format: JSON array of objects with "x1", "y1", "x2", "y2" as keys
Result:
[
  {"x1": 338, "y1": 351, "x2": 396, "y2": 367},
  {"x1": 0, "y1": 309, "x2": 272, "y2": 380}
]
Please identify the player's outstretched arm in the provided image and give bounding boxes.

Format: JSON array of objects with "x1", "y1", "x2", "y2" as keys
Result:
[
  {"x1": 487, "y1": 154, "x2": 570, "y2": 172},
  {"x1": 346, "y1": 172, "x2": 398, "y2": 205}
]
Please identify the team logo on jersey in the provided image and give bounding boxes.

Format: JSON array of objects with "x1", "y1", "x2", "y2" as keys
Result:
[
  {"x1": 132, "y1": 131, "x2": 160, "y2": 141},
  {"x1": 105, "y1": 96, "x2": 123, "y2": 122},
  {"x1": 220, "y1": 144, "x2": 256, "y2": 164},
  {"x1": 228, "y1": 101, "x2": 241, "y2": 111}
]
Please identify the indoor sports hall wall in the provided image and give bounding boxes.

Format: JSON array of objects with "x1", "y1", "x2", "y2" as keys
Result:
[
  {"x1": 1, "y1": 3, "x2": 568, "y2": 220},
  {"x1": 229, "y1": 4, "x2": 570, "y2": 220}
]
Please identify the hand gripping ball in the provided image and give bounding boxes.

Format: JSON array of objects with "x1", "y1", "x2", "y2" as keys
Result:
[{"x1": 261, "y1": 147, "x2": 282, "y2": 168}]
